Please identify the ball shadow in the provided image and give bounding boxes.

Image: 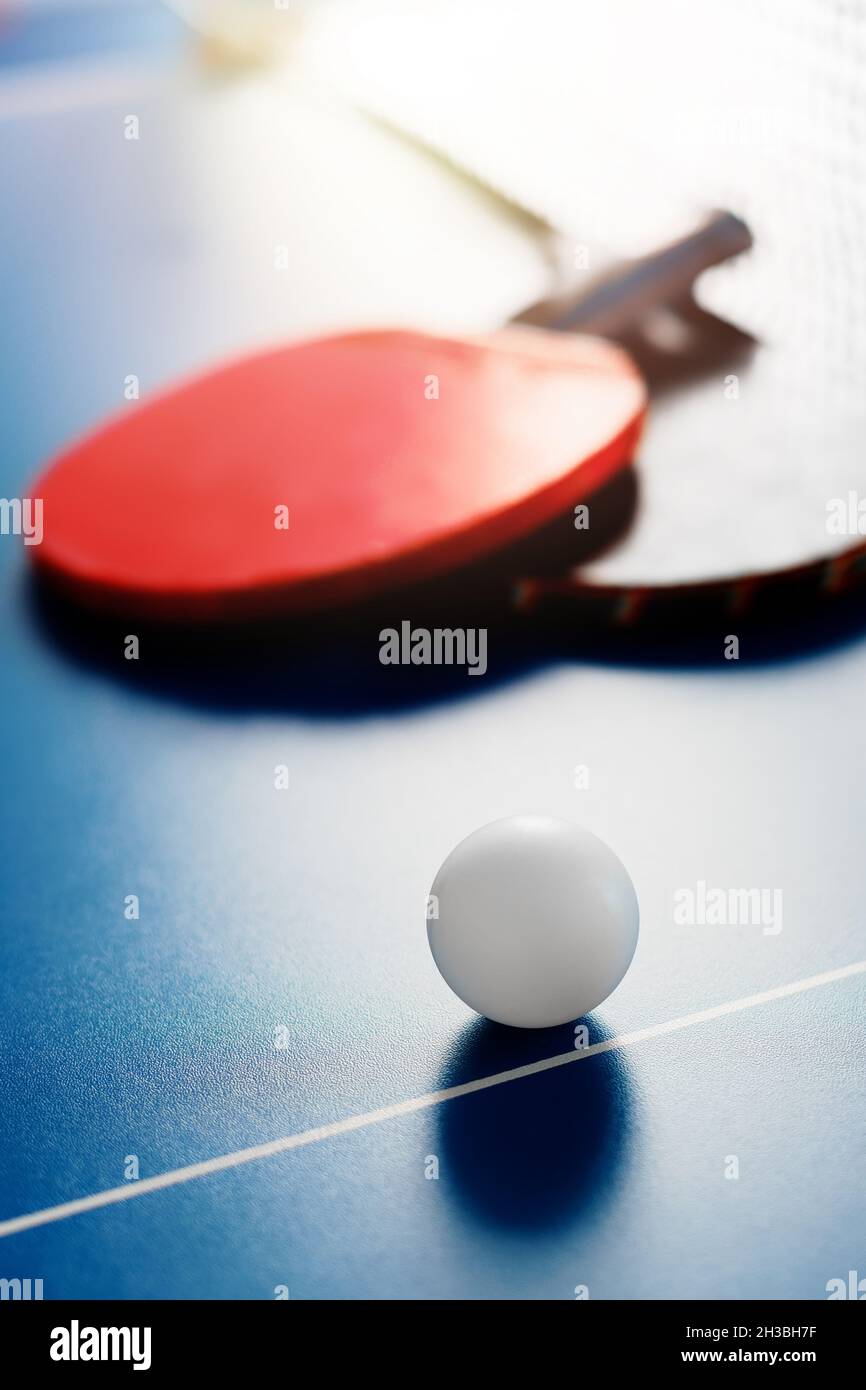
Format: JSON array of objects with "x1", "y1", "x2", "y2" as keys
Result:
[{"x1": 436, "y1": 1014, "x2": 634, "y2": 1233}]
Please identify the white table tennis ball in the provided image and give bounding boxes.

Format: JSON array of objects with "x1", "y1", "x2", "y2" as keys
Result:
[{"x1": 427, "y1": 816, "x2": 639, "y2": 1029}]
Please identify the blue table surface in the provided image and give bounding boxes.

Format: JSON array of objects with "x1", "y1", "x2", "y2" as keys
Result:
[
  {"x1": 0, "y1": 0, "x2": 181, "y2": 70},
  {"x1": 0, "y1": 12, "x2": 864, "y2": 1300}
]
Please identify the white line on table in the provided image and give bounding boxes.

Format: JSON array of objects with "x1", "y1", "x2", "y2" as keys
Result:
[{"x1": 1, "y1": 958, "x2": 864, "y2": 1239}]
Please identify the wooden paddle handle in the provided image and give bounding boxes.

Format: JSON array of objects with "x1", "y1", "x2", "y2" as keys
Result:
[{"x1": 514, "y1": 211, "x2": 753, "y2": 337}]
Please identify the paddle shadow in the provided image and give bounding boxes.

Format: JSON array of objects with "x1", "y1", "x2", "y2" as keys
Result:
[
  {"x1": 25, "y1": 449, "x2": 866, "y2": 721},
  {"x1": 27, "y1": 552, "x2": 866, "y2": 724},
  {"x1": 24, "y1": 471, "x2": 633, "y2": 718}
]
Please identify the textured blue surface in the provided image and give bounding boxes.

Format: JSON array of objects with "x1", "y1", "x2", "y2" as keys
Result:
[
  {"x1": 1, "y1": 30, "x2": 865, "y2": 1300},
  {"x1": 0, "y1": 1, "x2": 180, "y2": 69}
]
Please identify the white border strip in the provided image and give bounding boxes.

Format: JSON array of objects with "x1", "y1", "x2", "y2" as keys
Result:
[{"x1": 1, "y1": 959, "x2": 864, "y2": 1239}]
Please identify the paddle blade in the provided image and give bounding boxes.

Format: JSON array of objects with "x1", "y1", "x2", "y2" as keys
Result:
[{"x1": 30, "y1": 327, "x2": 646, "y2": 619}]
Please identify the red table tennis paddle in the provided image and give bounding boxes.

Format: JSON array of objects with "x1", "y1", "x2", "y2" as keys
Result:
[{"x1": 30, "y1": 326, "x2": 646, "y2": 621}]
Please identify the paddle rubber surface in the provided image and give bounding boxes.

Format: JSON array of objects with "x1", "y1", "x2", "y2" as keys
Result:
[{"x1": 30, "y1": 328, "x2": 645, "y2": 619}]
